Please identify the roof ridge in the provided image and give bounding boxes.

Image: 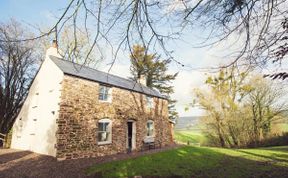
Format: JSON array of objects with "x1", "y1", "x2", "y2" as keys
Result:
[
  {"x1": 50, "y1": 56, "x2": 152, "y2": 89},
  {"x1": 50, "y1": 56, "x2": 166, "y2": 98}
]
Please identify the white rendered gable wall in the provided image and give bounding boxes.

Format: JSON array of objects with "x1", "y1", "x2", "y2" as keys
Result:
[{"x1": 11, "y1": 52, "x2": 64, "y2": 157}]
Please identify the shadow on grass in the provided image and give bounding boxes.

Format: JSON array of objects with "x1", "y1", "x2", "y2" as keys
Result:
[
  {"x1": 260, "y1": 146, "x2": 288, "y2": 152},
  {"x1": 87, "y1": 146, "x2": 288, "y2": 178},
  {"x1": 1, "y1": 147, "x2": 288, "y2": 178},
  {"x1": 235, "y1": 149, "x2": 288, "y2": 163}
]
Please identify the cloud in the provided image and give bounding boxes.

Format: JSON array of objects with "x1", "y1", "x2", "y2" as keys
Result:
[{"x1": 171, "y1": 69, "x2": 206, "y2": 116}]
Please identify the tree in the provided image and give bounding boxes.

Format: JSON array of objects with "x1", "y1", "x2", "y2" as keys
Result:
[
  {"x1": 194, "y1": 67, "x2": 288, "y2": 148},
  {"x1": 194, "y1": 66, "x2": 251, "y2": 147},
  {"x1": 0, "y1": 20, "x2": 39, "y2": 137},
  {"x1": 40, "y1": 26, "x2": 102, "y2": 68},
  {"x1": 265, "y1": 18, "x2": 288, "y2": 80},
  {"x1": 1, "y1": 0, "x2": 286, "y2": 70},
  {"x1": 246, "y1": 77, "x2": 288, "y2": 145},
  {"x1": 130, "y1": 45, "x2": 178, "y2": 120}
]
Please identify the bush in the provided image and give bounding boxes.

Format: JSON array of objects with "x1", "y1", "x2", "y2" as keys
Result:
[{"x1": 246, "y1": 133, "x2": 288, "y2": 148}]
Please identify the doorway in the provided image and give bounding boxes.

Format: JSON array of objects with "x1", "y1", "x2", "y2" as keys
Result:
[{"x1": 127, "y1": 120, "x2": 136, "y2": 152}]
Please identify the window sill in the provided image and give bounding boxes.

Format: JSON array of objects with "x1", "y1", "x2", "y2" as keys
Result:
[
  {"x1": 145, "y1": 136, "x2": 155, "y2": 139},
  {"x1": 99, "y1": 100, "x2": 112, "y2": 103},
  {"x1": 144, "y1": 136, "x2": 155, "y2": 143},
  {"x1": 98, "y1": 141, "x2": 112, "y2": 145}
]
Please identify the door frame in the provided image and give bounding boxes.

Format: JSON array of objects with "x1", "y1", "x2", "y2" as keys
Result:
[{"x1": 127, "y1": 120, "x2": 136, "y2": 151}]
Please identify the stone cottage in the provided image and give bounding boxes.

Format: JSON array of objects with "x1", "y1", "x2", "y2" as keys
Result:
[{"x1": 11, "y1": 45, "x2": 174, "y2": 160}]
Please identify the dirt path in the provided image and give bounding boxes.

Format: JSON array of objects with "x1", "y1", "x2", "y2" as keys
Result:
[{"x1": 0, "y1": 145, "x2": 179, "y2": 178}]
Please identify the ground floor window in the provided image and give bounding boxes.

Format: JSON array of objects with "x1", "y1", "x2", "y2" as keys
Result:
[
  {"x1": 98, "y1": 118, "x2": 112, "y2": 144},
  {"x1": 147, "y1": 120, "x2": 154, "y2": 137}
]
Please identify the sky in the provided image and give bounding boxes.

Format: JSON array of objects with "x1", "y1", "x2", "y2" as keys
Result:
[{"x1": 0, "y1": 1, "x2": 256, "y2": 117}]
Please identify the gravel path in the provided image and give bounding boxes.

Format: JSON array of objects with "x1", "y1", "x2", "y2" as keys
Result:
[{"x1": 0, "y1": 145, "x2": 179, "y2": 178}]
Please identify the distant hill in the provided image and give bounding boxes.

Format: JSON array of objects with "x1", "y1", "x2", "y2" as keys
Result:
[{"x1": 174, "y1": 116, "x2": 204, "y2": 131}]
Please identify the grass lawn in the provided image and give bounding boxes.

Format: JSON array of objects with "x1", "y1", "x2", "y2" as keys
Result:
[{"x1": 86, "y1": 146, "x2": 288, "y2": 178}]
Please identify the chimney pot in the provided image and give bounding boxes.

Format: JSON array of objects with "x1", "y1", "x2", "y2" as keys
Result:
[
  {"x1": 45, "y1": 40, "x2": 62, "y2": 59},
  {"x1": 52, "y1": 40, "x2": 58, "y2": 48}
]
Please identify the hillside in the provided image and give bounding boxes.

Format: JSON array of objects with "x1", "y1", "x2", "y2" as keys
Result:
[{"x1": 174, "y1": 116, "x2": 203, "y2": 130}]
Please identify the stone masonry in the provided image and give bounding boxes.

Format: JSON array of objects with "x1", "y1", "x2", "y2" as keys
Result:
[{"x1": 56, "y1": 75, "x2": 173, "y2": 160}]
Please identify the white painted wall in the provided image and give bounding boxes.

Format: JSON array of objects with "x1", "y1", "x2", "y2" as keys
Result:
[{"x1": 11, "y1": 50, "x2": 64, "y2": 157}]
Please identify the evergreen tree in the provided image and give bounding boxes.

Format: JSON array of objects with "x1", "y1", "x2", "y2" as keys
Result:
[{"x1": 130, "y1": 45, "x2": 178, "y2": 120}]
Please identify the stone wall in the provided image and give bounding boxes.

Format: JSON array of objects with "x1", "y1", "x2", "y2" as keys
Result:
[{"x1": 56, "y1": 75, "x2": 173, "y2": 160}]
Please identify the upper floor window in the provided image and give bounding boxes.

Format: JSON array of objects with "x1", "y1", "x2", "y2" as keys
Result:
[
  {"x1": 17, "y1": 118, "x2": 23, "y2": 137},
  {"x1": 146, "y1": 96, "x2": 154, "y2": 108},
  {"x1": 98, "y1": 118, "x2": 112, "y2": 145},
  {"x1": 99, "y1": 85, "x2": 112, "y2": 102},
  {"x1": 31, "y1": 92, "x2": 39, "y2": 108},
  {"x1": 146, "y1": 120, "x2": 154, "y2": 137}
]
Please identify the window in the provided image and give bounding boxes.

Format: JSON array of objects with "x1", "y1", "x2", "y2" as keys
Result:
[
  {"x1": 146, "y1": 96, "x2": 154, "y2": 108},
  {"x1": 32, "y1": 92, "x2": 39, "y2": 108},
  {"x1": 146, "y1": 120, "x2": 154, "y2": 137},
  {"x1": 17, "y1": 118, "x2": 23, "y2": 138},
  {"x1": 98, "y1": 118, "x2": 112, "y2": 144},
  {"x1": 99, "y1": 85, "x2": 112, "y2": 102}
]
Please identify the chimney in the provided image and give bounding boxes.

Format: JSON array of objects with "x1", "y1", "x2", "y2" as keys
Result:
[
  {"x1": 52, "y1": 40, "x2": 58, "y2": 48},
  {"x1": 45, "y1": 40, "x2": 62, "y2": 59},
  {"x1": 138, "y1": 75, "x2": 146, "y2": 86}
]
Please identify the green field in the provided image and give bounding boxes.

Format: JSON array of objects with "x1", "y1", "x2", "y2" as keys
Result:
[
  {"x1": 174, "y1": 122, "x2": 288, "y2": 145},
  {"x1": 282, "y1": 123, "x2": 288, "y2": 132},
  {"x1": 174, "y1": 130, "x2": 206, "y2": 145},
  {"x1": 86, "y1": 146, "x2": 288, "y2": 177}
]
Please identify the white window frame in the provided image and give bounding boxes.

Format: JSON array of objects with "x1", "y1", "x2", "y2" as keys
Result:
[
  {"x1": 146, "y1": 96, "x2": 154, "y2": 108},
  {"x1": 98, "y1": 85, "x2": 112, "y2": 102},
  {"x1": 97, "y1": 118, "x2": 112, "y2": 145},
  {"x1": 146, "y1": 120, "x2": 154, "y2": 137}
]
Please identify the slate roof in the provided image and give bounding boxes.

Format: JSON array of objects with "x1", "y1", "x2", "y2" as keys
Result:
[{"x1": 50, "y1": 56, "x2": 166, "y2": 99}]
